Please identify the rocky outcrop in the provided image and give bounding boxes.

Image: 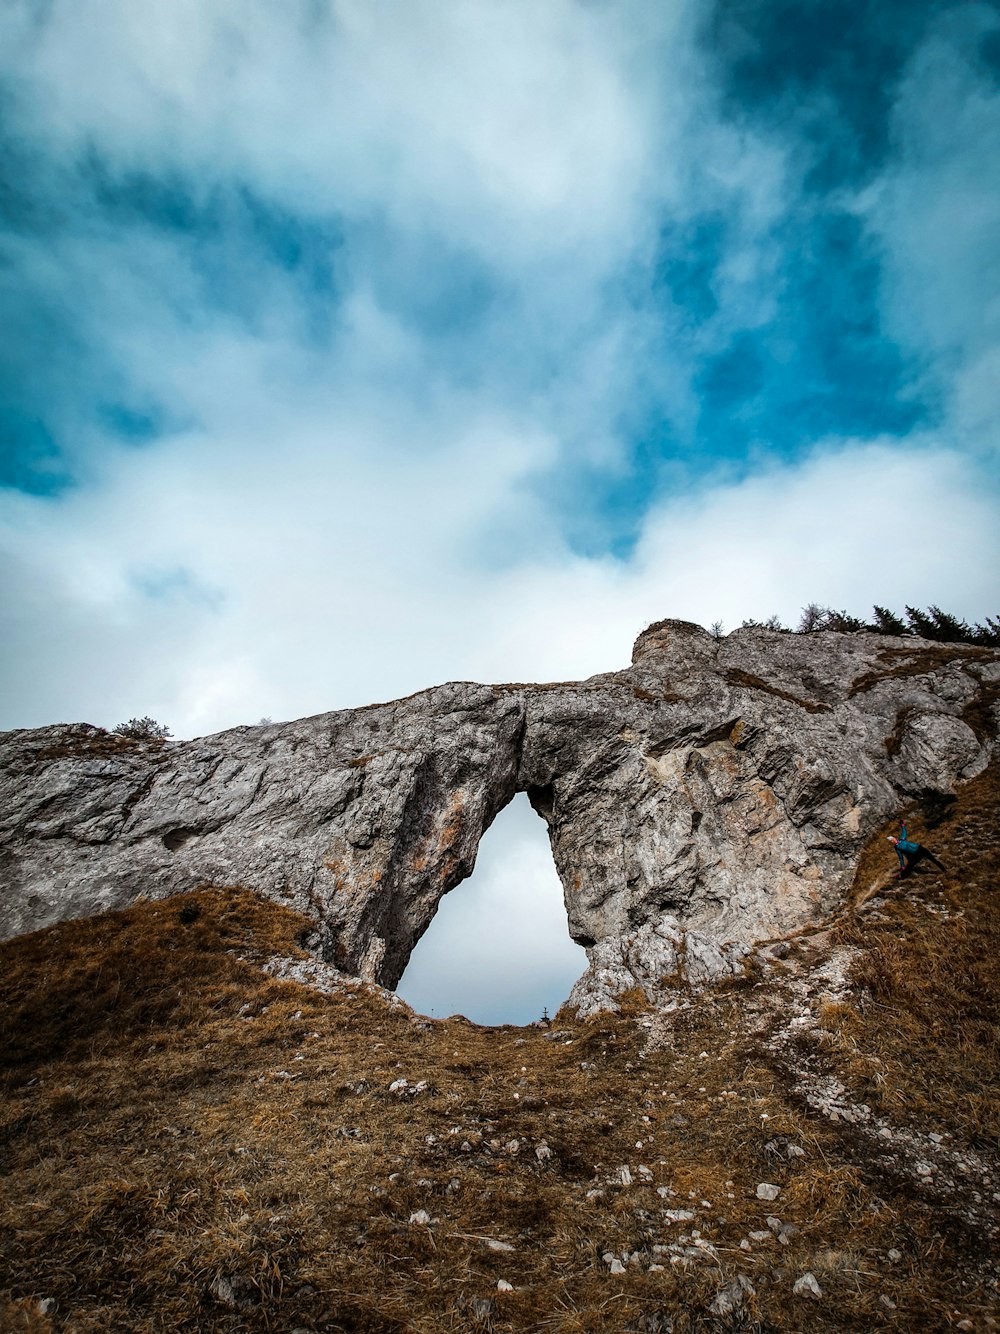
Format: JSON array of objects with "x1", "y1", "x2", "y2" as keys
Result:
[{"x1": 2, "y1": 622, "x2": 997, "y2": 1013}]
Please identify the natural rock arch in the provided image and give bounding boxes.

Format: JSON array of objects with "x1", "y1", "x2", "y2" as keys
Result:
[{"x1": 1, "y1": 620, "x2": 996, "y2": 1013}]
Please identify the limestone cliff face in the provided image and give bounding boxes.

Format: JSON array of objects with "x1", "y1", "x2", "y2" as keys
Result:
[{"x1": 2, "y1": 622, "x2": 997, "y2": 1013}]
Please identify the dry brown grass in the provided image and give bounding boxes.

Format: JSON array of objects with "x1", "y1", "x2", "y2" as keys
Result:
[
  {"x1": 2, "y1": 773, "x2": 999, "y2": 1331},
  {"x1": 846, "y1": 643, "x2": 994, "y2": 697},
  {"x1": 835, "y1": 764, "x2": 1000, "y2": 1144},
  {"x1": 963, "y1": 674, "x2": 1000, "y2": 745},
  {"x1": 723, "y1": 669, "x2": 831, "y2": 713},
  {"x1": 6, "y1": 724, "x2": 173, "y2": 768}
]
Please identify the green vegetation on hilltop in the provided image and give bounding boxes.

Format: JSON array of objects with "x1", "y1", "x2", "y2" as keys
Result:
[{"x1": 735, "y1": 603, "x2": 1000, "y2": 645}]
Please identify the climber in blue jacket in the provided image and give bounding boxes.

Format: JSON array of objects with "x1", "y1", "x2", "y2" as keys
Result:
[{"x1": 887, "y1": 825, "x2": 946, "y2": 880}]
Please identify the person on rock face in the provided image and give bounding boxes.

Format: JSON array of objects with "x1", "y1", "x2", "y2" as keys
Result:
[{"x1": 887, "y1": 825, "x2": 946, "y2": 880}]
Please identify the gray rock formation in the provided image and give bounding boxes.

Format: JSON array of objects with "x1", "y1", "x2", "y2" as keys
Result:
[{"x1": 2, "y1": 621, "x2": 997, "y2": 1014}]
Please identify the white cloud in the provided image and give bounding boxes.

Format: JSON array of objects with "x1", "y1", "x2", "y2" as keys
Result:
[
  {"x1": 2, "y1": 0, "x2": 685, "y2": 272},
  {"x1": 863, "y1": 7, "x2": 1000, "y2": 453},
  {"x1": 0, "y1": 0, "x2": 820, "y2": 554},
  {"x1": 464, "y1": 439, "x2": 1000, "y2": 682},
  {"x1": 2, "y1": 423, "x2": 996, "y2": 737}
]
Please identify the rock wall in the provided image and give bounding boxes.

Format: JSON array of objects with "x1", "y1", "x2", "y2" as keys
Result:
[{"x1": 2, "y1": 622, "x2": 997, "y2": 1012}]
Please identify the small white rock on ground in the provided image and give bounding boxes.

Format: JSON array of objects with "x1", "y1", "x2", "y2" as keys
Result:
[{"x1": 793, "y1": 1272, "x2": 823, "y2": 1299}]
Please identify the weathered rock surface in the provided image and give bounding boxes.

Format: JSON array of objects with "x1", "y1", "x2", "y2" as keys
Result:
[{"x1": 1, "y1": 622, "x2": 997, "y2": 1012}]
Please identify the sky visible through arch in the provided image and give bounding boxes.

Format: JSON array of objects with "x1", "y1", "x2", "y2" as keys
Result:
[
  {"x1": 1, "y1": 2, "x2": 999, "y2": 1016},
  {"x1": 395, "y1": 794, "x2": 586, "y2": 1026}
]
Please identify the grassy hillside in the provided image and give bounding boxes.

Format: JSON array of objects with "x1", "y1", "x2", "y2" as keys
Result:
[{"x1": 2, "y1": 768, "x2": 998, "y2": 1332}]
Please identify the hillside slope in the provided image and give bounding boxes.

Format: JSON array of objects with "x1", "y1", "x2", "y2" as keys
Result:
[{"x1": 2, "y1": 766, "x2": 997, "y2": 1332}]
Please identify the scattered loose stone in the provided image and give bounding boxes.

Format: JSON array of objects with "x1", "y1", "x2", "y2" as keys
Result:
[
  {"x1": 887, "y1": 1248, "x2": 903, "y2": 1263},
  {"x1": 209, "y1": 1276, "x2": 256, "y2": 1310},
  {"x1": 496, "y1": 1280, "x2": 513, "y2": 1292},
  {"x1": 387, "y1": 1075, "x2": 430, "y2": 1096},
  {"x1": 709, "y1": 1276, "x2": 755, "y2": 1317},
  {"x1": 793, "y1": 1272, "x2": 823, "y2": 1299},
  {"x1": 631, "y1": 1314, "x2": 673, "y2": 1334},
  {"x1": 756, "y1": 1183, "x2": 781, "y2": 1201},
  {"x1": 483, "y1": 1238, "x2": 515, "y2": 1253},
  {"x1": 408, "y1": 1210, "x2": 431, "y2": 1226}
]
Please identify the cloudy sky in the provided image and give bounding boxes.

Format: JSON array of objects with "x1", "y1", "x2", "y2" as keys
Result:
[{"x1": 2, "y1": 1, "x2": 998, "y2": 1021}]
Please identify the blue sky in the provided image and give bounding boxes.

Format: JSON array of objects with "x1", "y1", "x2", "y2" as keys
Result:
[{"x1": 2, "y1": 1, "x2": 998, "y2": 1018}]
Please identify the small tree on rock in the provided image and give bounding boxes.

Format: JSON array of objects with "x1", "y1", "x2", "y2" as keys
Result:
[
  {"x1": 970, "y1": 616, "x2": 1000, "y2": 647},
  {"x1": 821, "y1": 608, "x2": 867, "y2": 633},
  {"x1": 798, "y1": 603, "x2": 826, "y2": 632},
  {"x1": 928, "y1": 606, "x2": 971, "y2": 643},
  {"x1": 906, "y1": 605, "x2": 941, "y2": 638},
  {"x1": 112, "y1": 717, "x2": 172, "y2": 742},
  {"x1": 872, "y1": 605, "x2": 907, "y2": 635}
]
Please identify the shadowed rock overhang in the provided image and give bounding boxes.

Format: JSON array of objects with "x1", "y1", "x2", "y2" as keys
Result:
[{"x1": 2, "y1": 620, "x2": 997, "y2": 1015}]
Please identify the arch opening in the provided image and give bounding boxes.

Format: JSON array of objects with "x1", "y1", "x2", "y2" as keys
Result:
[{"x1": 394, "y1": 792, "x2": 587, "y2": 1025}]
